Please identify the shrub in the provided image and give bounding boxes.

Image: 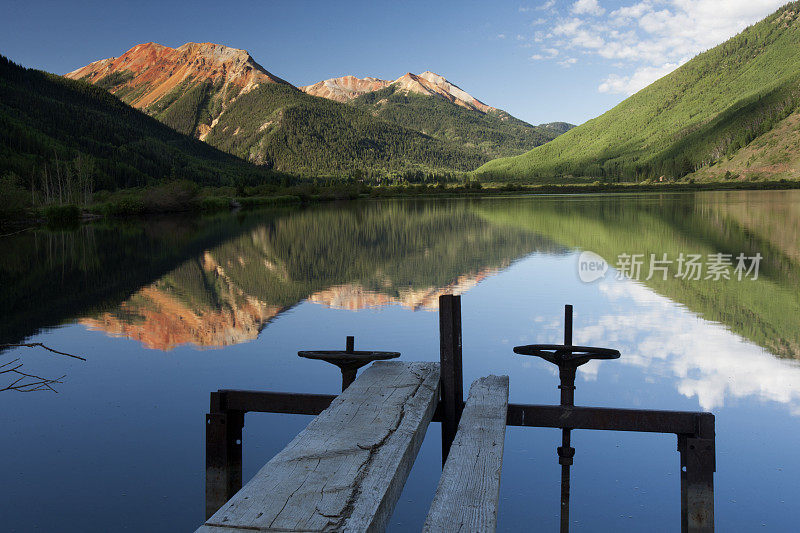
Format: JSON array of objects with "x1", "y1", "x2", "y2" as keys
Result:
[
  {"x1": 142, "y1": 180, "x2": 200, "y2": 212},
  {"x1": 200, "y1": 196, "x2": 234, "y2": 212},
  {"x1": 44, "y1": 204, "x2": 81, "y2": 225},
  {"x1": 99, "y1": 197, "x2": 146, "y2": 216},
  {"x1": 237, "y1": 195, "x2": 301, "y2": 209}
]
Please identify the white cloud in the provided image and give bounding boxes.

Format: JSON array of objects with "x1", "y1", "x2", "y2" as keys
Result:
[
  {"x1": 538, "y1": 0, "x2": 556, "y2": 10},
  {"x1": 522, "y1": 0, "x2": 786, "y2": 95},
  {"x1": 598, "y1": 61, "x2": 682, "y2": 94},
  {"x1": 559, "y1": 57, "x2": 579, "y2": 67},
  {"x1": 572, "y1": 0, "x2": 605, "y2": 16},
  {"x1": 582, "y1": 280, "x2": 800, "y2": 413},
  {"x1": 531, "y1": 47, "x2": 560, "y2": 60}
]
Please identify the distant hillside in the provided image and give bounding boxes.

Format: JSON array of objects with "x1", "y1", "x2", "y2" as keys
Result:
[
  {"x1": 201, "y1": 83, "x2": 486, "y2": 175},
  {"x1": 0, "y1": 54, "x2": 279, "y2": 194},
  {"x1": 303, "y1": 71, "x2": 564, "y2": 159},
  {"x1": 476, "y1": 2, "x2": 800, "y2": 183},
  {"x1": 536, "y1": 122, "x2": 575, "y2": 135},
  {"x1": 348, "y1": 84, "x2": 560, "y2": 159},
  {"x1": 66, "y1": 43, "x2": 567, "y2": 175}
]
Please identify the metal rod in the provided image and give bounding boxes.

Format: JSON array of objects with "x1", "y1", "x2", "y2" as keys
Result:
[
  {"x1": 560, "y1": 462, "x2": 571, "y2": 532},
  {"x1": 564, "y1": 304, "x2": 573, "y2": 346},
  {"x1": 560, "y1": 304, "x2": 574, "y2": 533}
]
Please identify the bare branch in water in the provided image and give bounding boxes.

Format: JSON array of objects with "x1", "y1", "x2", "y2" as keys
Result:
[
  {"x1": 0, "y1": 342, "x2": 85, "y2": 393},
  {"x1": 0, "y1": 227, "x2": 32, "y2": 238},
  {"x1": 0, "y1": 358, "x2": 66, "y2": 392},
  {"x1": 0, "y1": 343, "x2": 86, "y2": 361}
]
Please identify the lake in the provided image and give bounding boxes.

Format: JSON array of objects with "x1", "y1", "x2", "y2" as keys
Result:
[{"x1": 1, "y1": 191, "x2": 799, "y2": 532}]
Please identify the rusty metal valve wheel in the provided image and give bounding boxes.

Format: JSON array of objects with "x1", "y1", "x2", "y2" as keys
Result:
[{"x1": 512, "y1": 344, "x2": 620, "y2": 369}]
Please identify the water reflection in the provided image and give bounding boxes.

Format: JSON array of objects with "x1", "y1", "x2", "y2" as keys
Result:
[
  {"x1": 476, "y1": 190, "x2": 800, "y2": 360},
  {"x1": 578, "y1": 280, "x2": 800, "y2": 413},
  {"x1": 0, "y1": 213, "x2": 279, "y2": 346},
  {"x1": 3, "y1": 192, "x2": 800, "y2": 531},
  {"x1": 75, "y1": 203, "x2": 562, "y2": 350},
  {"x1": 3, "y1": 193, "x2": 799, "y2": 397}
]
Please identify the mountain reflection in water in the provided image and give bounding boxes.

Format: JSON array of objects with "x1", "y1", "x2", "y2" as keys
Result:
[
  {"x1": 3, "y1": 192, "x2": 800, "y2": 532},
  {"x1": 2, "y1": 192, "x2": 799, "y2": 410},
  {"x1": 66, "y1": 202, "x2": 561, "y2": 350}
]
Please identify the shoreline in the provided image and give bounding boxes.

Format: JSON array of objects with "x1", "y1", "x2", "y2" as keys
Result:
[{"x1": 3, "y1": 179, "x2": 800, "y2": 230}]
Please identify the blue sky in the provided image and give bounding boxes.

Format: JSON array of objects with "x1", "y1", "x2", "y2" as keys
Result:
[{"x1": 0, "y1": 0, "x2": 788, "y2": 124}]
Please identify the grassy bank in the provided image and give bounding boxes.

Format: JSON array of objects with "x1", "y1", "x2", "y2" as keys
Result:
[
  {"x1": 4, "y1": 177, "x2": 800, "y2": 229},
  {"x1": 365, "y1": 177, "x2": 800, "y2": 198}
]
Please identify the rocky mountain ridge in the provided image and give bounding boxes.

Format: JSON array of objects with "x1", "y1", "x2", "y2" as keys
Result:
[
  {"x1": 66, "y1": 42, "x2": 287, "y2": 109},
  {"x1": 301, "y1": 70, "x2": 492, "y2": 113},
  {"x1": 64, "y1": 41, "x2": 570, "y2": 174}
]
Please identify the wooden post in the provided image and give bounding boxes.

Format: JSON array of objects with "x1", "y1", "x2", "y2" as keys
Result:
[
  {"x1": 205, "y1": 392, "x2": 244, "y2": 519},
  {"x1": 679, "y1": 414, "x2": 715, "y2": 532},
  {"x1": 439, "y1": 294, "x2": 463, "y2": 464}
]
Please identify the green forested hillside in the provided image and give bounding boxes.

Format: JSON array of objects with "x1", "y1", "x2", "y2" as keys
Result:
[
  {"x1": 68, "y1": 45, "x2": 570, "y2": 176},
  {"x1": 0, "y1": 55, "x2": 281, "y2": 195},
  {"x1": 476, "y1": 2, "x2": 800, "y2": 182},
  {"x1": 348, "y1": 85, "x2": 561, "y2": 159},
  {"x1": 203, "y1": 83, "x2": 487, "y2": 175}
]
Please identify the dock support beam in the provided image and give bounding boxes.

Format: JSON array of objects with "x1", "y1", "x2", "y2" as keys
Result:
[
  {"x1": 439, "y1": 294, "x2": 464, "y2": 464},
  {"x1": 679, "y1": 414, "x2": 715, "y2": 533},
  {"x1": 205, "y1": 392, "x2": 244, "y2": 519}
]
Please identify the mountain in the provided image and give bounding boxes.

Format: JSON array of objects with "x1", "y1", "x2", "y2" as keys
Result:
[
  {"x1": 537, "y1": 122, "x2": 576, "y2": 136},
  {"x1": 65, "y1": 42, "x2": 289, "y2": 139},
  {"x1": 299, "y1": 75, "x2": 391, "y2": 103},
  {"x1": 0, "y1": 54, "x2": 279, "y2": 194},
  {"x1": 302, "y1": 71, "x2": 564, "y2": 159},
  {"x1": 65, "y1": 43, "x2": 488, "y2": 174},
  {"x1": 300, "y1": 71, "x2": 493, "y2": 112},
  {"x1": 476, "y1": 2, "x2": 800, "y2": 182},
  {"x1": 66, "y1": 43, "x2": 567, "y2": 174}
]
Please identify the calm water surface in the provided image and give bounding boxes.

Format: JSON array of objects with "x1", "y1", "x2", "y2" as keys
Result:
[{"x1": 1, "y1": 191, "x2": 799, "y2": 531}]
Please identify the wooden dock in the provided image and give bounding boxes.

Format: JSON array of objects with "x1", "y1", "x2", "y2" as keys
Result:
[
  {"x1": 200, "y1": 295, "x2": 716, "y2": 532},
  {"x1": 423, "y1": 375, "x2": 509, "y2": 532},
  {"x1": 198, "y1": 361, "x2": 441, "y2": 532}
]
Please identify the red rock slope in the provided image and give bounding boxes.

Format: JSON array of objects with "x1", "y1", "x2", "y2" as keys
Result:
[{"x1": 66, "y1": 41, "x2": 288, "y2": 109}]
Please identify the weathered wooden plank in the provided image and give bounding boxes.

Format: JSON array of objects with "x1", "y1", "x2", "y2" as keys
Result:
[
  {"x1": 423, "y1": 375, "x2": 509, "y2": 533},
  {"x1": 197, "y1": 361, "x2": 440, "y2": 533}
]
